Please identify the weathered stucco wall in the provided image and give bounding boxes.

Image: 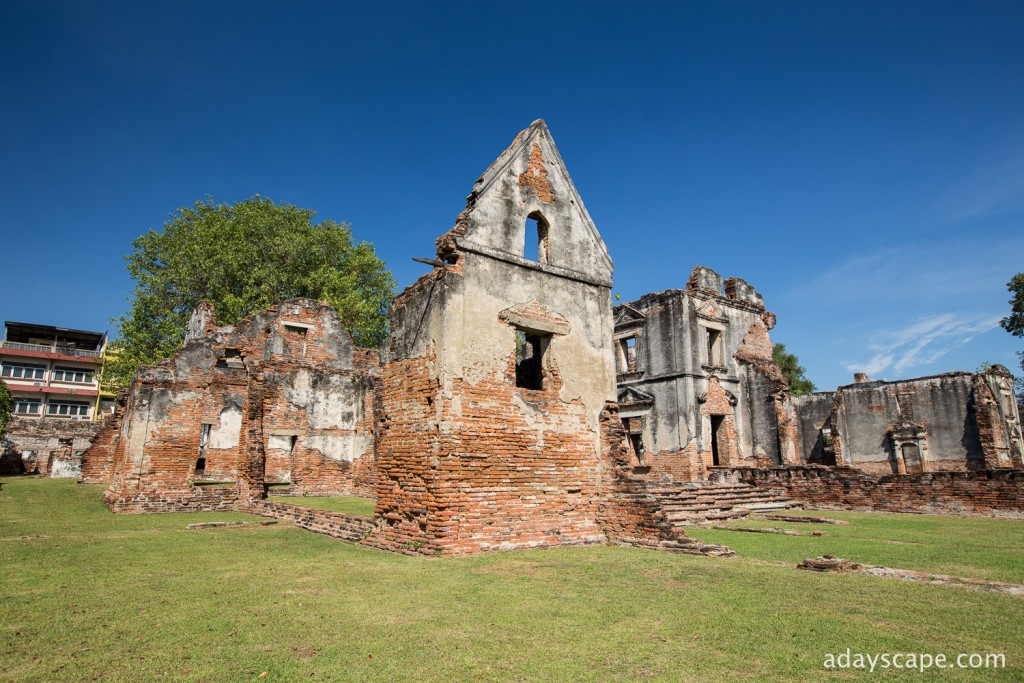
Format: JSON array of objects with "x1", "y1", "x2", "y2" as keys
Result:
[
  {"x1": 103, "y1": 299, "x2": 378, "y2": 513},
  {"x1": 370, "y1": 120, "x2": 673, "y2": 555},
  {"x1": 613, "y1": 266, "x2": 788, "y2": 482},
  {"x1": 1, "y1": 416, "x2": 102, "y2": 478},
  {"x1": 789, "y1": 367, "x2": 1023, "y2": 474}
]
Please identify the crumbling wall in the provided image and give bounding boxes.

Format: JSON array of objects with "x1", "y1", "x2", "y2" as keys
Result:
[
  {"x1": 733, "y1": 466, "x2": 1024, "y2": 519},
  {"x1": 613, "y1": 266, "x2": 789, "y2": 482},
  {"x1": 0, "y1": 416, "x2": 102, "y2": 477},
  {"x1": 789, "y1": 368, "x2": 1023, "y2": 474},
  {"x1": 79, "y1": 391, "x2": 127, "y2": 483},
  {"x1": 369, "y1": 120, "x2": 662, "y2": 556},
  {"x1": 103, "y1": 299, "x2": 377, "y2": 513}
]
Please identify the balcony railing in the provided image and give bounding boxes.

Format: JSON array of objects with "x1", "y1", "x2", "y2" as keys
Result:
[{"x1": 0, "y1": 340, "x2": 103, "y2": 359}]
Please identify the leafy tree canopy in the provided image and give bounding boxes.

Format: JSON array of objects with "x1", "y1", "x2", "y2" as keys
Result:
[
  {"x1": 772, "y1": 343, "x2": 816, "y2": 396},
  {"x1": 998, "y1": 272, "x2": 1024, "y2": 408},
  {"x1": 0, "y1": 379, "x2": 12, "y2": 437},
  {"x1": 1000, "y1": 273, "x2": 1024, "y2": 338},
  {"x1": 107, "y1": 196, "x2": 395, "y2": 389}
]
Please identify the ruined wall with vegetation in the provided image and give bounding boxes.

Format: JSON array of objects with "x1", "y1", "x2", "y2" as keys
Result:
[{"x1": 103, "y1": 299, "x2": 377, "y2": 513}]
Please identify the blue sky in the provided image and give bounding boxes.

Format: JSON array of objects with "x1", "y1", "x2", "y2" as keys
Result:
[{"x1": 1, "y1": 1, "x2": 1021, "y2": 390}]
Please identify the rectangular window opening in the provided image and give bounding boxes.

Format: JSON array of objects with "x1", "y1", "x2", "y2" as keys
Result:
[
  {"x1": 46, "y1": 400, "x2": 89, "y2": 418},
  {"x1": 196, "y1": 424, "x2": 212, "y2": 474},
  {"x1": 710, "y1": 415, "x2": 725, "y2": 466},
  {"x1": 622, "y1": 416, "x2": 646, "y2": 466},
  {"x1": 14, "y1": 397, "x2": 41, "y2": 415},
  {"x1": 617, "y1": 336, "x2": 638, "y2": 373},
  {"x1": 706, "y1": 329, "x2": 723, "y2": 366},
  {"x1": 515, "y1": 330, "x2": 547, "y2": 390},
  {"x1": 2, "y1": 362, "x2": 46, "y2": 380}
]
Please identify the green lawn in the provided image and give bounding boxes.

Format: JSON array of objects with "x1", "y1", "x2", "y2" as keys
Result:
[
  {"x1": 266, "y1": 495, "x2": 376, "y2": 517},
  {"x1": 2, "y1": 477, "x2": 1022, "y2": 682},
  {"x1": 686, "y1": 509, "x2": 1024, "y2": 584}
]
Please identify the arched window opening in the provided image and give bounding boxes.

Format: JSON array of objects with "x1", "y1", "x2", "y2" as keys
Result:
[{"x1": 526, "y1": 212, "x2": 549, "y2": 264}]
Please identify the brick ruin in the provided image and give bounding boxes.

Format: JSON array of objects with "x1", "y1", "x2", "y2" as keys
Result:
[
  {"x1": 93, "y1": 299, "x2": 377, "y2": 513},
  {"x1": 1, "y1": 417, "x2": 102, "y2": 477},
  {"x1": 365, "y1": 120, "x2": 719, "y2": 555},
  {"x1": 68, "y1": 119, "x2": 1022, "y2": 553}
]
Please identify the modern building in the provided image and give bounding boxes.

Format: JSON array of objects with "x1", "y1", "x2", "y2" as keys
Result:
[{"x1": 1, "y1": 321, "x2": 107, "y2": 421}]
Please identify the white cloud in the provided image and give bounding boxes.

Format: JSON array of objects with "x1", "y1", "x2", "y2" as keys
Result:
[
  {"x1": 936, "y1": 152, "x2": 1024, "y2": 224},
  {"x1": 843, "y1": 312, "x2": 1001, "y2": 378}
]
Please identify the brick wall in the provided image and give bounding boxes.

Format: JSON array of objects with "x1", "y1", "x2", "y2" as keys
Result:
[
  {"x1": 1, "y1": 416, "x2": 102, "y2": 477},
  {"x1": 731, "y1": 466, "x2": 1024, "y2": 519},
  {"x1": 102, "y1": 485, "x2": 239, "y2": 514},
  {"x1": 369, "y1": 348, "x2": 608, "y2": 556},
  {"x1": 80, "y1": 395, "x2": 126, "y2": 483},
  {"x1": 104, "y1": 299, "x2": 377, "y2": 513},
  {"x1": 247, "y1": 500, "x2": 376, "y2": 543}
]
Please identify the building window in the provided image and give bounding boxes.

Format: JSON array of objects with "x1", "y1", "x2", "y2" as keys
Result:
[
  {"x1": 196, "y1": 424, "x2": 212, "y2": 474},
  {"x1": 515, "y1": 330, "x2": 548, "y2": 390},
  {"x1": 526, "y1": 211, "x2": 550, "y2": 264},
  {"x1": 14, "y1": 397, "x2": 41, "y2": 415},
  {"x1": 622, "y1": 416, "x2": 646, "y2": 466},
  {"x1": 51, "y1": 367, "x2": 94, "y2": 383},
  {"x1": 46, "y1": 400, "x2": 90, "y2": 417},
  {"x1": 1, "y1": 362, "x2": 45, "y2": 380},
  {"x1": 617, "y1": 336, "x2": 637, "y2": 373},
  {"x1": 706, "y1": 328, "x2": 724, "y2": 366}
]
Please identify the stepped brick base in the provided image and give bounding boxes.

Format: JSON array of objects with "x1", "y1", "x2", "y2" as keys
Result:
[{"x1": 644, "y1": 481, "x2": 800, "y2": 529}]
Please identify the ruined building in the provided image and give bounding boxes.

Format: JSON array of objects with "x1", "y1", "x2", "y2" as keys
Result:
[
  {"x1": 96, "y1": 299, "x2": 377, "y2": 512},
  {"x1": 369, "y1": 119, "x2": 714, "y2": 554},
  {"x1": 613, "y1": 266, "x2": 798, "y2": 482},
  {"x1": 82, "y1": 119, "x2": 1022, "y2": 548},
  {"x1": 789, "y1": 366, "x2": 1023, "y2": 474}
]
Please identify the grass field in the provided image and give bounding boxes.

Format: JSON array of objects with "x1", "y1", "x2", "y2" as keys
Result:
[{"x1": 1, "y1": 477, "x2": 1022, "y2": 682}]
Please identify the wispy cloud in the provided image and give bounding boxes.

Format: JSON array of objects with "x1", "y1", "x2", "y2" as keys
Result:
[
  {"x1": 842, "y1": 312, "x2": 1001, "y2": 378},
  {"x1": 936, "y1": 152, "x2": 1024, "y2": 224},
  {"x1": 787, "y1": 233, "x2": 1024, "y2": 308}
]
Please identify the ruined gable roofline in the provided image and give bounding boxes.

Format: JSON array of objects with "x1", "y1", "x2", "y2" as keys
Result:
[
  {"x1": 466, "y1": 119, "x2": 613, "y2": 274},
  {"x1": 134, "y1": 297, "x2": 358, "y2": 382},
  {"x1": 619, "y1": 285, "x2": 767, "y2": 316},
  {"x1": 836, "y1": 371, "x2": 979, "y2": 390}
]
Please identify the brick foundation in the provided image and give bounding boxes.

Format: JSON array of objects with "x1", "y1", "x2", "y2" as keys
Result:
[
  {"x1": 102, "y1": 485, "x2": 239, "y2": 513},
  {"x1": 730, "y1": 466, "x2": 1024, "y2": 519},
  {"x1": 247, "y1": 500, "x2": 376, "y2": 543}
]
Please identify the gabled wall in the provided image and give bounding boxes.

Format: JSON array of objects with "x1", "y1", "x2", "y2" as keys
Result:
[{"x1": 370, "y1": 120, "x2": 638, "y2": 555}]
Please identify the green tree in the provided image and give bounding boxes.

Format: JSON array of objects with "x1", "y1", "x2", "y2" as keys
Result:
[
  {"x1": 998, "y1": 273, "x2": 1024, "y2": 407},
  {"x1": 772, "y1": 343, "x2": 816, "y2": 395},
  {"x1": 0, "y1": 380, "x2": 12, "y2": 436},
  {"x1": 107, "y1": 196, "x2": 395, "y2": 389},
  {"x1": 999, "y1": 272, "x2": 1024, "y2": 338}
]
